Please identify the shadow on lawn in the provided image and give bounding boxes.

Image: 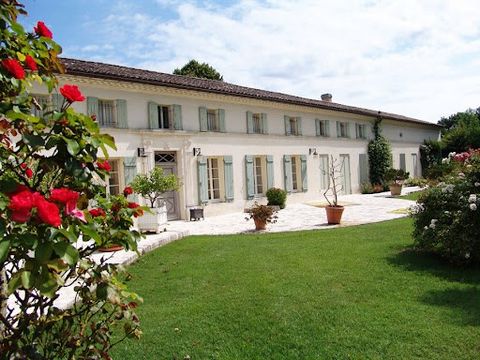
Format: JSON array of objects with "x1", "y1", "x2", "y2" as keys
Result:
[
  {"x1": 421, "y1": 287, "x2": 480, "y2": 326},
  {"x1": 388, "y1": 247, "x2": 480, "y2": 326},
  {"x1": 387, "y1": 247, "x2": 480, "y2": 286}
]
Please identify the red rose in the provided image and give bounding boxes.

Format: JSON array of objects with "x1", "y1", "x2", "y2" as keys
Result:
[
  {"x1": 34, "y1": 21, "x2": 53, "y2": 39},
  {"x1": 20, "y1": 163, "x2": 27, "y2": 170},
  {"x1": 2, "y1": 59, "x2": 25, "y2": 79},
  {"x1": 123, "y1": 186, "x2": 133, "y2": 196},
  {"x1": 25, "y1": 168, "x2": 33, "y2": 179},
  {"x1": 89, "y1": 208, "x2": 106, "y2": 217},
  {"x1": 11, "y1": 208, "x2": 32, "y2": 223},
  {"x1": 127, "y1": 202, "x2": 139, "y2": 209},
  {"x1": 50, "y1": 188, "x2": 79, "y2": 214},
  {"x1": 60, "y1": 84, "x2": 85, "y2": 103},
  {"x1": 24, "y1": 55, "x2": 38, "y2": 71},
  {"x1": 8, "y1": 189, "x2": 35, "y2": 223},
  {"x1": 96, "y1": 160, "x2": 111, "y2": 172},
  {"x1": 34, "y1": 194, "x2": 61, "y2": 227}
]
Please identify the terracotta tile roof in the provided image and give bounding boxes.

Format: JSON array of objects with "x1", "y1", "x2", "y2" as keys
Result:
[{"x1": 61, "y1": 58, "x2": 439, "y2": 128}]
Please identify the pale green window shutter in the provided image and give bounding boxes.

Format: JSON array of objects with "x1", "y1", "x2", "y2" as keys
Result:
[
  {"x1": 283, "y1": 155, "x2": 293, "y2": 193},
  {"x1": 355, "y1": 124, "x2": 359, "y2": 139},
  {"x1": 261, "y1": 113, "x2": 268, "y2": 134},
  {"x1": 336, "y1": 121, "x2": 341, "y2": 137},
  {"x1": 87, "y1": 97, "x2": 98, "y2": 118},
  {"x1": 197, "y1": 156, "x2": 208, "y2": 204},
  {"x1": 300, "y1": 154, "x2": 308, "y2": 192},
  {"x1": 172, "y1": 104, "x2": 183, "y2": 130},
  {"x1": 296, "y1": 117, "x2": 302, "y2": 135},
  {"x1": 148, "y1": 102, "x2": 158, "y2": 129},
  {"x1": 266, "y1": 155, "x2": 274, "y2": 190},
  {"x1": 284, "y1": 115, "x2": 291, "y2": 135},
  {"x1": 346, "y1": 122, "x2": 352, "y2": 138},
  {"x1": 223, "y1": 156, "x2": 234, "y2": 202},
  {"x1": 218, "y1": 109, "x2": 226, "y2": 132},
  {"x1": 116, "y1": 99, "x2": 128, "y2": 128},
  {"x1": 199, "y1": 107, "x2": 207, "y2": 131},
  {"x1": 325, "y1": 120, "x2": 330, "y2": 137},
  {"x1": 315, "y1": 119, "x2": 320, "y2": 136},
  {"x1": 359, "y1": 153, "x2": 369, "y2": 184},
  {"x1": 52, "y1": 93, "x2": 63, "y2": 111},
  {"x1": 123, "y1": 157, "x2": 137, "y2": 187},
  {"x1": 245, "y1": 155, "x2": 255, "y2": 200},
  {"x1": 399, "y1": 153, "x2": 406, "y2": 171},
  {"x1": 246, "y1": 111, "x2": 253, "y2": 134},
  {"x1": 319, "y1": 155, "x2": 329, "y2": 189}
]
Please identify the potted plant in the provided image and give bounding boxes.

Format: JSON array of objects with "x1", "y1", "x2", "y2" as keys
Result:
[
  {"x1": 323, "y1": 155, "x2": 345, "y2": 225},
  {"x1": 245, "y1": 202, "x2": 278, "y2": 230},
  {"x1": 384, "y1": 168, "x2": 409, "y2": 196},
  {"x1": 131, "y1": 167, "x2": 180, "y2": 233}
]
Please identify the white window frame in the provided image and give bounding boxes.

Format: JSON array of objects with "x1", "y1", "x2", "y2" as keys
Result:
[
  {"x1": 339, "y1": 122, "x2": 348, "y2": 138},
  {"x1": 288, "y1": 117, "x2": 299, "y2": 136},
  {"x1": 252, "y1": 113, "x2": 262, "y2": 134},
  {"x1": 207, "y1": 156, "x2": 225, "y2": 201},
  {"x1": 98, "y1": 99, "x2": 117, "y2": 127},
  {"x1": 357, "y1": 124, "x2": 367, "y2": 139},
  {"x1": 290, "y1": 155, "x2": 303, "y2": 192},
  {"x1": 319, "y1": 120, "x2": 328, "y2": 137},
  {"x1": 104, "y1": 158, "x2": 123, "y2": 196},
  {"x1": 253, "y1": 156, "x2": 267, "y2": 196},
  {"x1": 158, "y1": 105, "x2": 172, "y2": 129},
  {"x1": 207, "y1": 109, "x2": 220, "y2": 132}
]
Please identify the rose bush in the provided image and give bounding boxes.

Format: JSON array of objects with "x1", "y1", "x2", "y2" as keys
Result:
[
  {"x1": 411, "y1": 149, "x2": 480, "y2": 265},
  {"x1": 0, "y1": 1, "x2": 145, "y2": 358}
]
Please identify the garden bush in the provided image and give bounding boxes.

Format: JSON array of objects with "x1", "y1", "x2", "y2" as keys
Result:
[
  {"x1": 368, "y1": 118, "x2": 392, "y2": 186},
  {"x1": 411, "y1": 149, "x2": 480, "y2": 265},
  {"x1": 266, "y1": 187, "x2": 287, "y2": 209}
]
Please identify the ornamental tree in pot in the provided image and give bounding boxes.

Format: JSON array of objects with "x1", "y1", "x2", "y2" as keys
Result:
[
  {"x1": 245, "y1": 202, "x2": 278, "y2": 230},
  {"x1": 323, "y1": 155, "x2": 345, "y2": 224},
  {"x1": 0, "y1": 2, "x2": 143, "y2": 357},
  {"x1": 131, "y1": 167, "x2": 180, "y2": 233},
  {"x1": 385, "y1": 168, "x2": 409, "y2": 196}
]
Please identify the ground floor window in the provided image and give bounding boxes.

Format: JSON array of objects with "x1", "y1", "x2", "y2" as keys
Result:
[
  {"x1": 207, "y1": 157, "x2": 225, "y2": 200},
  {"x1": 106, "y1": 159, "x2": 121, "y2": 195},
  {"x1": 291, "y1": 155, "x2": 302, "y2": 192},
  {"x1": 254, "y1": 156, "x2": 265, "y2": 195}
]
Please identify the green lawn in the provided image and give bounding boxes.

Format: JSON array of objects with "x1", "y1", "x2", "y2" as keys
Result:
[
  {"x1": 399, "y1": 190, "x2": 424, "y2": 201},
  {"x1": 112, "y1": 218, "x2": 480, "y2": 359}
]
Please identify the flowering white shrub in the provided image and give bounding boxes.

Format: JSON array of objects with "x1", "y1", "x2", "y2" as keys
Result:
[{"x1": 412, "y1": 149, "x2": 480, "y2": 265}]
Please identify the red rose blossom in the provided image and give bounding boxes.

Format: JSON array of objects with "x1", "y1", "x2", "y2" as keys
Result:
[
  {"x1": 127, "y1": 202, "x2": 140, "y2": 209},
  {"x1": 24, "y1": 55, "x2": 38, "y2": 71},
  {"x1": 2, "y1": 59, "x2": 25, "y2": 79},
  {"x1": 50, "y1": 188, "x2": 79, "y2": 214},
  {"x1": 96, "y1": 160, "x2": 111, "y2": 172},
  {"x1": 60, "y1": 84, "x2": 85, "y2": 103},
  {"x1": 34, "y1": 21, "x2": 53, "y2": 39},
  {"x1": 8, "y1": 189, "x2": 35, "y2": 222},
  {"x1": 34, "y1": 194, "x2": 61, "y2": 227},
  {"x1": 123, "y1": 186, "x2": 133, "y2": 196},
  {"x1": 25, "y1": 168, "x2": 33, "y2": 179},
  {"x1": 20, "y1": 163, "x2": 27, "y2": 170},
  {"x1": 89, "y1": 208, "x2": 106, "y2": 217}
]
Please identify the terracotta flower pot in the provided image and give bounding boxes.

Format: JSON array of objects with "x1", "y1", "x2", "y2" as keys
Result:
[
  {"x1": 325, "y1": 205, "x2": 344, "y2": 225},
  {"x1": 253, "y1": 217, "x2": 267, "y2": 230},
  {"x1": 389, "y1": 184, "x2": 402, "y2": 196}
]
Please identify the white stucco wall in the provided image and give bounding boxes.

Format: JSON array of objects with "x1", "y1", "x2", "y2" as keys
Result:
[{"x1": 31, "y1": 76, "x2": 440, "y2": 218}]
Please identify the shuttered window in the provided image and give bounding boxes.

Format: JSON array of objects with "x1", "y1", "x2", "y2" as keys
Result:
[
  {"x1": 199, "y1": 156, "x2": 234, "y2": 203},
  {"x1": 356, "y1": 123, "x2": 367, "y2": 139},
  {"x1": 98, "y1": 100, "x2": 116, "y2": 127},
  {"x1": 207, "y1": 157, "x2": 222, "y2": 200},
  {"x1": 254, "y1": 156, "x2": 264, "y2": 195}
]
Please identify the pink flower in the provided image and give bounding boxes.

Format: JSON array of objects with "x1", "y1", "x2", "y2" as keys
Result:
[
  {"x1": 70, "y1": 208, "x2": 86, "y2": 223},
  {"x1": 50, "y1": 188, "x2": 79, "y2": 214}
]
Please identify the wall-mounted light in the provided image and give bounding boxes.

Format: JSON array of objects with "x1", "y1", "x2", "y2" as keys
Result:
[
  {"x1": 309, "y1": 148, "x2": 318, "y2": 156},
  {"x1": 193, "y1": 147, "x2": 202, "y2": 156},
  {"x1": 137, "y1": 147, "x2": 147, "y2": 157}
]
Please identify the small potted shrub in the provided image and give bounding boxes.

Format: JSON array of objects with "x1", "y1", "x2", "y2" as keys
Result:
[
  {"x1": 245, "y1": 202, "x2": 278, "y2": 230},
  {"x1": 266, "y1": 187, "x2": 287, "y2": 209},
  {"x1": 385, "y1": 168, "x2": 409, "y2": 196},
  {"x1": 131, "y1": 167, "x2": 180, "y2": 233},
  {"x1": 323, "y1": 155, "x2": 345, "y2": 224}
]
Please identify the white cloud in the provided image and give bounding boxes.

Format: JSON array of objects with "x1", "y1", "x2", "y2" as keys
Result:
[{"x1": 81, "y1": 0, "x2": 480, "y2": 122}]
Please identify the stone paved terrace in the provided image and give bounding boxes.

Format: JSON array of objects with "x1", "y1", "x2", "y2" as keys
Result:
[{"x1": 165, "y1": 187, "x2": 421, "y2": 235}]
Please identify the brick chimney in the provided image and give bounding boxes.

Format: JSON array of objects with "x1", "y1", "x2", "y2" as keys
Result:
[{"x1": 321, "y1": 93, "x2": 332, "y2": 102}]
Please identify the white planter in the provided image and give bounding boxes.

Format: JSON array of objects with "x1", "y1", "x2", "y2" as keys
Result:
[{"x1": 137, "y1": 205, "x2": 167, "y2": 233}]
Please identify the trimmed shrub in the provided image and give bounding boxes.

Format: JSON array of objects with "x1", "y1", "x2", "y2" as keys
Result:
[
  {"x1": 266, "y1": 187, "x2": 287, "y2": 209},
  {"x1": 368, "y1": 118, "x2": 393, "y2": 186},
  {"x1": 411, "y1": 149, "x2": 480, "y2": 265},
  {"x1": 360, "y1": 182, "x2": 374, "y2": 194}
]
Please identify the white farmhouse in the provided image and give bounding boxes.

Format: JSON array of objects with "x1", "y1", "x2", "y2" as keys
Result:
[{"x1": 41, "y1": 58, "x2": 440, "y2": 219}]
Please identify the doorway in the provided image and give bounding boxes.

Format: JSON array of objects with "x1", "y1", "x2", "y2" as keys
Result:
[{"x1": 154, "y1": 151, "x2": 179, "y2": 220}]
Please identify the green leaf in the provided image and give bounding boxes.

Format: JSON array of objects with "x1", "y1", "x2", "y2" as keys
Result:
[
  {"x1": 64, "y1": 138, "x2": 80, "y2": 155},
  {"x1": 79, "y1": 224, "x2": 101, "y2": 243},
  {"x1": 99, "y1": 134, "x2": 116, "y2": 150},
  {"x1": 23, "y1": 134, "x2": 45, "y2": 148},
  {"x1": 57, "y1": 227, "x2": 78, "y2": 243},
  {"x1": 21, "y1": 271, "x2": 33, "y2": 289},
  {"x1": 0, "y1": 239, "x2": 10, "y2": 263},
  {"x1": 8, "y1": 272, "x2": 23, "y2": 294},
  {"x1": 52, "y1": 242, "x2": 79, "y2": 266},
  {"x1": 36, "y1": 243, "x2": 53, "y2": 263}
]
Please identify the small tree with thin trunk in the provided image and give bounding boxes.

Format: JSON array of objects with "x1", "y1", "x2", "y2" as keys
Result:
[
  {"x1": 130, "y1": 167, "x2": 180, "y2": 208},
  {"x1": 323, "y1": 155, "x2": 344, "y2": 207}
]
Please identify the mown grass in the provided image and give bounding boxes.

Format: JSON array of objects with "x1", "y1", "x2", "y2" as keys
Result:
[
  {"x1": 112, "y1": 218, "x2": 480, "y2": 359},
  {"x1": 399, "y1": 190, "x2": 425, "y2": 201}
]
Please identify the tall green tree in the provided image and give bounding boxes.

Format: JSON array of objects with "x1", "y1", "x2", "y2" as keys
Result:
[
  {"x1": 173, "y1": 59, "x2": 223, "y2": 81},
  {"x1": 438, "y1": 108, "x2": 480, "y2": 154}
]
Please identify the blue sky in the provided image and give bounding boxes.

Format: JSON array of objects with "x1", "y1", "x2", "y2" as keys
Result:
[{"x1": 21, "y1": 0, "x2": 480, "y2": 123}]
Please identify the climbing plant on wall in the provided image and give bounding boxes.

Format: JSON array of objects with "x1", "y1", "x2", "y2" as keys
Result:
[{"x1": 368, "y1": 116, "x2": 392, "y2": 186}]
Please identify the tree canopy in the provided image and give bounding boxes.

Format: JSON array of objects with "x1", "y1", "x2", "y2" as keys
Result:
[{"x1": 173, "y1": 59, "x2": 223, "y2": 81}]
